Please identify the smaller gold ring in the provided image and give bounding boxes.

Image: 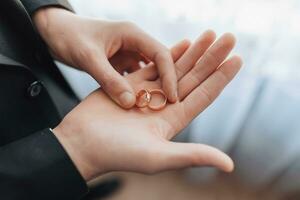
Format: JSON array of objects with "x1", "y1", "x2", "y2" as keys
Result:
[
  {"x1": 148, "y1": 89, "x2": 167, "y2": 111},
  {"x1": 136, "y1": 89, "x2": 151, "y2": 108}
]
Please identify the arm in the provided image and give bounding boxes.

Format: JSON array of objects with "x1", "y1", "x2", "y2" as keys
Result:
[
  {"x1": 52, "y1": 32, "x2": 241, "y2": 181},
  {"x1": 0, "y1": 31, "x2": 240, "y2": 199},
  {"x1": 31, "y1": 6, "x2": 179, "y2": 109},
  {"x1": 0, "y1": 129, "x2": 88, "y2": 199}
]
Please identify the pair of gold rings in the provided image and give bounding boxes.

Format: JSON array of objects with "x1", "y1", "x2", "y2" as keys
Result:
[{"x1": 136, "y1": 89, "x2": 167, "y2": 111}]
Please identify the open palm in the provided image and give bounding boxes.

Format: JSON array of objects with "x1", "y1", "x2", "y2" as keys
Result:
[{"x1": 54, "y1": 30, "x2": 242, "y2": 181}]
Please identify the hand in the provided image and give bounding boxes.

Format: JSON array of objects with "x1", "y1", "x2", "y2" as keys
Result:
[
  {"x1": 33, "y1": 7, "x2": 177, "y2": 108},
  {"x1": 53, "y1": 31, "x2": 242, "y2": 181}
]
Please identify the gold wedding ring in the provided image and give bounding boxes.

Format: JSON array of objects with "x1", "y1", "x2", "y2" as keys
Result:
[
  {"x1": 136, "y1": 89, "x2": 151, "y2": 108},
  {"x1": 135, "y1": 89, "x2": 167, "y2": 111},
  {"x1": 148, "y1": 89, "x2": 167, "y2": 111}
]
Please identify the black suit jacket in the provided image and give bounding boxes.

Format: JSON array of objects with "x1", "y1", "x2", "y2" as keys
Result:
[{"x1": 0, "y1": 0, "x2": 88, "y2": 199}]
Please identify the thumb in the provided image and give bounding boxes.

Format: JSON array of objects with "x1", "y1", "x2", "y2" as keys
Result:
[
  {"x1": 156, "y1": 142, "x2": 234, "y2": 173},
  {"x1": 88, "y1": 53, "x2": 136, "y2": 108}
]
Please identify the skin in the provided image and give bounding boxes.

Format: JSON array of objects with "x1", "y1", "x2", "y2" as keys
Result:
[
  {"x1": 53, "y1": 31, "x2": 243, "y2": 181},
  {"x1": 33, "y1": 8, "x2": 178, "y2": 108}
]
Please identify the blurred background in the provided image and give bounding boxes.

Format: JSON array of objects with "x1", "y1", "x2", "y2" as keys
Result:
[{"x1": 59, "y1": 0, "x2": 300, "y2": 199}]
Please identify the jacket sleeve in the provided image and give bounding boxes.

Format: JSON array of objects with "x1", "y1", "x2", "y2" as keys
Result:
[
  {"x1": 20, "y1": 0, "x2": 73, "y2": 15},
  {"x1": 0, "y1": 128, "x2": 88, "y2": 200}
]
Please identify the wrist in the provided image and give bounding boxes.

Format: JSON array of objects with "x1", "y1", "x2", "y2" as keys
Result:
[
  {"x1": 32, "y1": 7, "x2": 72, "y2": 39},
  {"x1": 52, "y1": 124, "x2": 95, "y2": 182}
]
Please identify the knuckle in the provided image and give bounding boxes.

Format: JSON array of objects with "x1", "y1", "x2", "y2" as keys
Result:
[
  {"x1": 189, "y1": 73, "x2": 201, "y2": 86},
  {"x1": 184, "y1": 153, "x2": 198, "y2": 167},
  {"x1": 199, "y1": 84, "x2": 214, "y2": 103},
  {"x1": 205, "y1": 51, "x2": 220, "y2": 67},
  {"x1": 189, "y1": 66, "x2": 207, "y2": 83},
  {"x1": 118, "y1": 21, "x2": 137, "y2": 30},
  {"x1": 115, "y1": 21, "x2": 140, "y2": 40},
  {"x1": 215, "y1": 70, "x2": 230, "y2": 84},
  {"x1": 189, "y1": 154, "x2": 205, "y2": 167},
  {"x1": 175, "y1": 64, "x2": 185, "y2": 77},
  {"x1": 101, "y1": 74, "x2": 119, "y2": 89},
  {"x1": 155, "y1": 48, "x2": 170, "y2": 60},
  {"x1": 152, "y1": 48, "x2": 172, "y2": 69},
  {"x1": 188, "y1": 149, "x2": 205, "y2": 167}
]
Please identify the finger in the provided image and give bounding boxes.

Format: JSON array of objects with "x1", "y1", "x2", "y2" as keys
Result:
[
  {"x1": 131, "y1": 30, "x2": 216, "y2": 81},
  {"x1": 88, "y1": 52, "x2": 136, "y2": 108},
  {"x1": 178, "y1": 33, "x2": 236, "y2": 100},
  {"x1": 132, "y1": 39, "x2": 191, "y2": 80},
  {"x1": 183, "y1": 56, "x2": 242, "y2": 121},
  {"x1": 139, "y1": 53, "x2": 150, "y2": 64},
  {"x1": 176, "y1": 30, "x2": 216, "y2": 79},
  {"x1": 154, "y1": 142, "x2": 234, "y2": 173},
  {"x1": 123, "y1": 27, "x2": 178, "y2": 102}
]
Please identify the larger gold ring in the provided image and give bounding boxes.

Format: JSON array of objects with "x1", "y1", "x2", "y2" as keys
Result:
[
  {"x1": 148, "y1": 89, "x2": 167, "y2": 111},
  {"x1": 136, "y1": 89, "x2": 151, "y2": 108}
]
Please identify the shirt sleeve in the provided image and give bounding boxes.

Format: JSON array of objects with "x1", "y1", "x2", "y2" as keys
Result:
[
  {"x1": 0, "y1": 128, "x2": 88, "y2": 200},
  {"x1": 20, "y1": 0, "x2": 74, "y2": 15}
]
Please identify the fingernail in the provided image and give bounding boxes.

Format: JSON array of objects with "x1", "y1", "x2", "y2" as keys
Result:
[
  {"x1": 168, "y1": 90, "x2": 178, "y2": 103},
  {"x1": 173, "y1": 90, "x2": 178, "y2": 102},
  {"x1": 119, "y1": 91, "x2": 135, "y2": 108}
]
